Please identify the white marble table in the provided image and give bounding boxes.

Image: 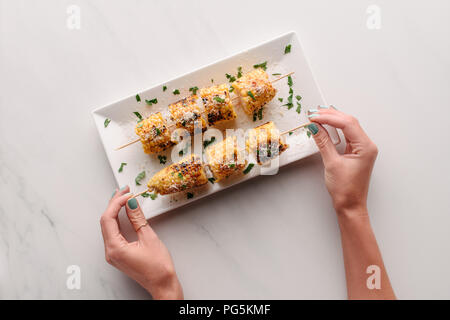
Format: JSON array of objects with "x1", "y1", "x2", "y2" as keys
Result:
[{"x1": 1, "y1": 0, "x2": 449, "y2": 299}]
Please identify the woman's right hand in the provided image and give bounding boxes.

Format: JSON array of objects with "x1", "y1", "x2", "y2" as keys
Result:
[{"x1": 307, "y1": 106, "x2": 378, "y2": 216}]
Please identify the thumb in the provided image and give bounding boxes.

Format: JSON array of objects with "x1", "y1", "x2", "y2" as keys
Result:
[
  {"x1": 125, "y1": 198, "x2": 154, "y2": 239},
  {"x1": 307, "y1": 122, "x2": 339, "y2": 165}
]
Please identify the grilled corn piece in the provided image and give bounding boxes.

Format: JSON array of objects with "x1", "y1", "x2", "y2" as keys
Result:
[
  {"x1": 200, "y1": 84, "x2": 237, "y2": 126},
  {"x1": 231, "y1": 69, "x2": 276, "y2": 116},
  {"x1": 147, "y1": 154, "x2": 208, "y2": 195},
  {"x1": 135, "y1": 112, "x2": 174, "y2": 154},
  {"x1": 206, "y1": 136, "x2": 247, "y2": 182},
  {"x1": 169, "y1": 95, "x2": 207, "y2": 134},
  {"x1": 246, "y1": 121, "x2": 289, "y2": 164}
]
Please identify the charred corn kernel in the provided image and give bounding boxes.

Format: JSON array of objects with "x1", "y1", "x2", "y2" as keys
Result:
[
  {"x1": 200, "y1": 84, "x2": 237, "y2": 126},
  {"x1": 147, "y1": 154, "x2": 208, "y2": 195},
  {"x1": 135, "y1": 112, "x2": 174, "y2": 154},
  {"x1": 246, "y1": 121, "x2": 289, "y2": 164},
  {"x1": 231, "y1": 69, "x2": 276, "y2": 116},
  {"x1": 169, "y1": 95, "x2": 207, "y2": 134},
  {"x1": 206, "y1": 136, "x2": 247, "y2": 182}
]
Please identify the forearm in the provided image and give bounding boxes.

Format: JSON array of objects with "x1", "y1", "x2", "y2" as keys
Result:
[{"x1": 337, "y1": 207, "x2": 396, "y2": 300}]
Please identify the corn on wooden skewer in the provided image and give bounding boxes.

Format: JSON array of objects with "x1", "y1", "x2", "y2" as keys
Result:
[
  {"x1": 115, "y1": 72, "x2": 294, "y2": 151},
  {"x1": 131, "y1": 121, "x2": 311, "y2": 199}
]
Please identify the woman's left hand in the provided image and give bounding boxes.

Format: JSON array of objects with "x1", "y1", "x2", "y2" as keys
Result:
[{"x1": 100, "y1": 186, "x2": 183, "y2": 299}]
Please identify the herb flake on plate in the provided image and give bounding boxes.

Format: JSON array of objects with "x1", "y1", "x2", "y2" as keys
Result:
[
  {"x1": 247, "y1": 91, "x2": 256, "y2": 101},
  {"x1": 173, "y1": 89, "x2": 180, "y2": 95},
  {"x1": 208, "y1": 177, "x2": 215, "y2": 184},
  {"x1": 135, "y1": 171, "x2": 146, "y2": 186},
  {"x1": 142, "y1": 192, "x2": 157, "y2": 200},
  {"x1": 189, "y1": 86, "x2": 199, "y2": 95},
  {"x1": 145, "y1": 98, "x2": 158, "y2": 106},
  {"x1": 253, "y1": 61, "x2": 267, "y2": 71},
  {"x1": 104, "y1": 118, "x2": 111, "y2": 128},
  {"x1": 134, "y1": 111, "x2": 143, "y2": 122},
  {"x1": 136, "y1": 94, "x2": 141, "y2": 102},
  {"x1": 225, "y1": 73, "x2": 236, "y2": 83},
  {"x1": 157, "y1": 155, "x2": 167, "y2": 164},
  {"x1": 203, "y1": 136, "x2": 216, "y2": 149},
  {"x1": 118, "y1": 162, "x2": 127, "y2": 173},
  {"x1": 163, "y1": 86, "x2": 167, "y2": 92},
  {"x1": 243, "y1": 163, "x2": 255, "y2": 174},
  {"x1": 237, "y1": 66, "x2": 243, "y2": 78},
  {"x1": 284, "y1": 44, "x2": 291, "y2": 54},
  {"x1": 187, "y1": 192, "x2": 194, "y2": 199}
]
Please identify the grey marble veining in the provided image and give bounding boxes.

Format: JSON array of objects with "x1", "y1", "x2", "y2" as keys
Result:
[{"x1": 1, "y1": 0, "x2": 450, "y2": 299}]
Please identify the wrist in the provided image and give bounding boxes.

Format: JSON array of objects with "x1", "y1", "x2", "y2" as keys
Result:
[
  {"x1": 144, "y1": 271, "x2": 183, "y2": 300},
  {"x1": 335, "y1": 204, "x2": 369, "y2": 219}
]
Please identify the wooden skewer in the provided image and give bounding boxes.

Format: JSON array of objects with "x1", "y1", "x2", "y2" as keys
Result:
[
  {"x1": 132, "y1": 189, "x2": 152, "y2": 199},
  {"x1": 115, "y1": 72, "x2": 295, "y2": 151},
  {"x1": 131, "y1": 121, "x2": 312, "y2": 199},
  {"x1": 281, "y1": 122, "x2": 311, "y2": 136}
]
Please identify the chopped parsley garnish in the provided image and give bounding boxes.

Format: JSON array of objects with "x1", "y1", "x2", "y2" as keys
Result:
[
  {"x1": 163, "y1": 85, "x2": 167, "y2": 91},
  {"x1": 133, "y1": 112, "x2": 143, "y2": 122},
  {"x1": 155, "y1": 127, "x2": 161, "y2": 136},
  {"x1": 257, "y1": 107, "x2": 263, "y2": 120},
  {"x1": 157, "y1": 155, "x2": 167, "y2": 164},
  {"x1": 178, "y1": 173, "x2": 183, "y2": 179},
  {"x1": 284, "y1": 44, "x2": 291, "y2": 54},
  {"x1": 307, "y1": 130, "x2": 312, "y2": 138},
  {"x1": 118, "y1": 162, "x2": 127, "y2": 173},
  {"x1": 253, "y1": 112, "x2": 257, "y2": 122},
  {"x1": 253, "y1": 61, "x2": 267, "y2": 71},
  {"x1": 211, "y1": 79, "x2": 214, "y2": 83},
  {"x1": 213, "y1": 96, "x2": 225, "y2": 103},
  {"x1": 189, "y1": 86, "x2": 199, "y2": 95},
  {"x1": 278, "y1": 98, "x2": 283, "y2": 103},
  {"x1": 136, "y1": 94, "x2": 141, "y2": 102},
  {"x1": 272, "y1": 73, "x2": 282, "y2": 76},
  {"x1": 247, "y1": 91, "x2": 256, "y2": 101},
  {"x1": 135, "y1": 171, "x2": 146, "y2": 186},
  {"x1": 203, "y1": 136, "x2": 216, "y2": 149},
  {"x1": 104, "y1": 118, "x2": 111, "y2": 128},
  {"x1": 296, "y1": 95, "x2": 302, "y2": 101},
  {"x1": 228, "y1": 164, "x2": 235, "y2": 168},
  {"x1": 173, "y1": 89, "x2": 180, "y2": 95},
  {"x1": 296, "y1": 102, "x2": 302, "y2": 114},
  {"x1": 283, "y1": 94, "x2": 294, "y2": 109},
  {"x1": 229, "y1": 85, "x2": 234, "y2": 93},
  {"x1": 287, "y1": 75, "x2": 293, "y2": 87},
  {"x1": 225, "y1": 73, "x2": 236, "y2": 83},
  {"x1": 187, "y1": 192, "x2": 194, "y2": 199},
  {"x1": 243, "y1": 163, "x2": 255, "y2": 174},
  {"x1": 237, "y1": 66, "x2": 243, "y2": 78},
  {"x1": 208, "y1": 177, "x2": 215, "y2": 184},
  {"x1": 142, "y1": 192, "x2": 157, "y2": 200},
  {"x1": 289, "y1": 131, "x2": 293, "y2": 135},
  {"x1": 179, "y1": 143, "x2": 190, "y2": 156},
  {"x1": 145, "y1": 98, "x2": 158, "y2": 106}
]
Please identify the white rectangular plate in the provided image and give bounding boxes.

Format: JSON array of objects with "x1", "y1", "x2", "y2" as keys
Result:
[{"x1": 92, "y1": 31, "x2": 339, "y2": 219}]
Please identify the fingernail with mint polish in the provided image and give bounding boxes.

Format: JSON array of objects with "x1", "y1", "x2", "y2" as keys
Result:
[
  {"x1": 111, "y1": 190, "x2": 117, "y2": 199},
  {"x1": 307, "y1": 123, "x2": 319, "y2": 135},
  {"x1": 308, "y1": 109, "x2": 319, "y2": 114},
  {"x1": 128, "y1": 198, "x2": 138, "y2": 210},
  {"x1": 318, "y1": 105, "x2": 329, "y2": 109},
  {"x1": 120, "y1": 186, "x2": 127, "y2": 191},
  {"x1": 307, "y1": 114, "x2": 319, "y2": 118}
]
